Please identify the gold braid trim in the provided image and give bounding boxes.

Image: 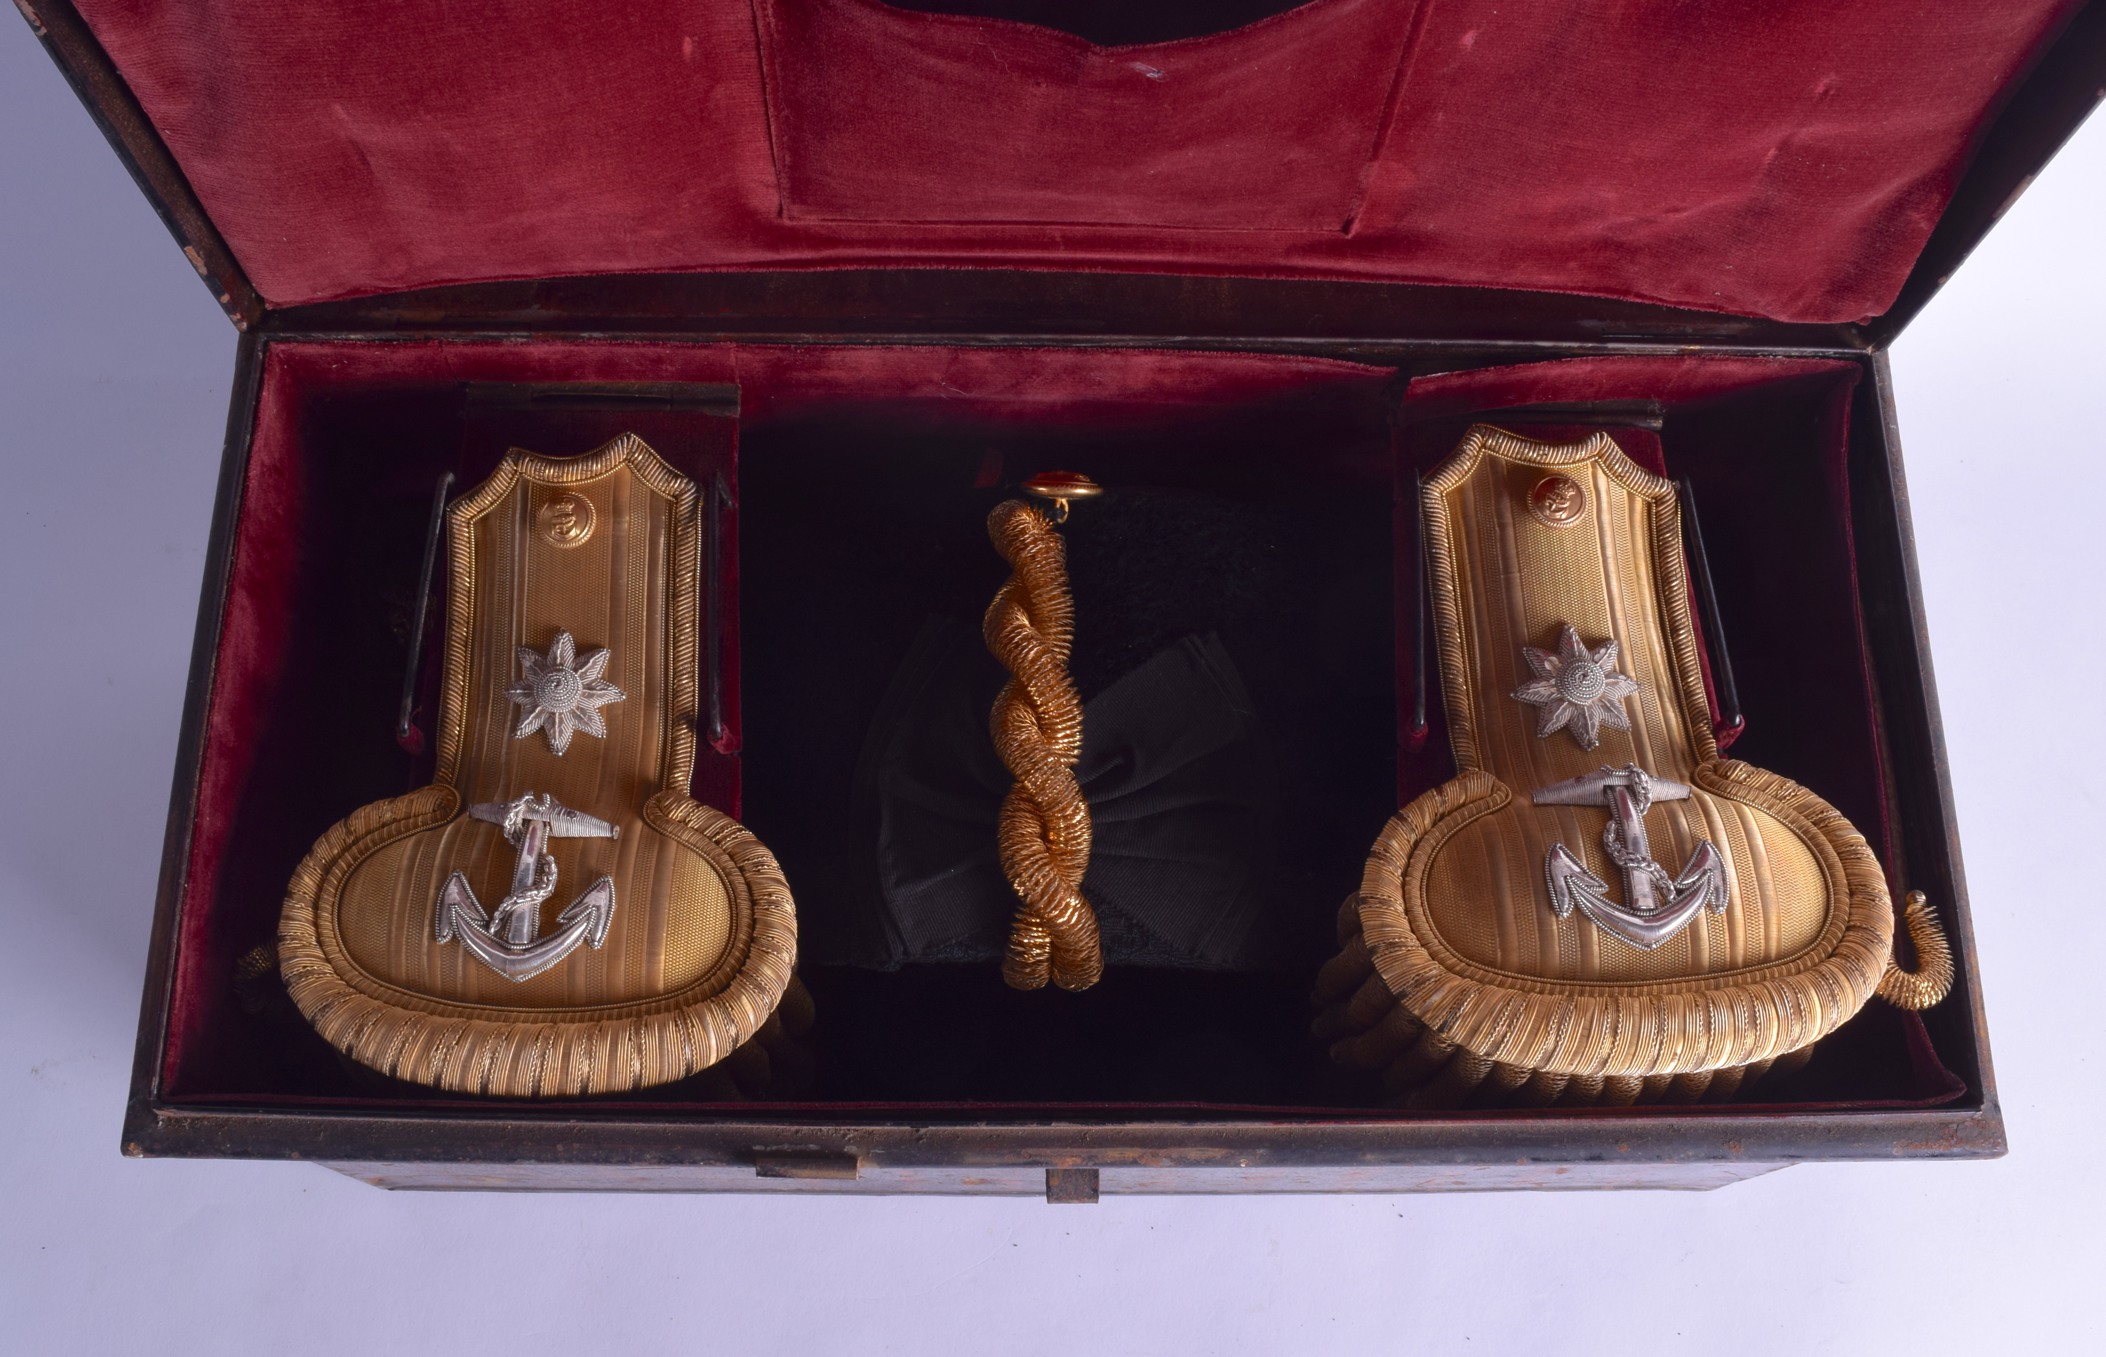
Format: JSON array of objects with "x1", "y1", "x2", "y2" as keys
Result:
[
  {"x1": 1877, "y1": 891, "x2": 1955, "y2": 1010},
  {"x1": 983, "y1": 499, "x2": 1101, "y2": 991},
  {"x1": 1317, "y1": 892, "x2": 1808, "y2": 1109},
  {"x1": 279, "y1": 788, "x2": 796, "y2": 1097},
  {"x1": 1353, "y1": 760, "x2": 1893, "y2": 1080}
]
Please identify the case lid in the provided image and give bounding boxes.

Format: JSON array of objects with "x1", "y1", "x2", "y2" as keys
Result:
[{"x1": 26, "y1": 0, "x2": 2105, "y2": 336}]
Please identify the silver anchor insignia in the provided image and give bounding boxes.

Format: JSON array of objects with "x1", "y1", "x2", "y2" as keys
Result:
[
  {"x1": 434, "y1": 792, "x2": 620, "y2": 982},
  {"x1": 1531, "y1": 764, "x2": 1728, "y2": 950}
]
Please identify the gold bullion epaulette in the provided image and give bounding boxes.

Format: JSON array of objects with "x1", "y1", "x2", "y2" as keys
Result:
[
  {"x1": 1317, "y1": 426, "x2": 1951, "y2": 1107},
  {"x1": 278, "y1": 435, "x2": 794, "y2": 1096}
]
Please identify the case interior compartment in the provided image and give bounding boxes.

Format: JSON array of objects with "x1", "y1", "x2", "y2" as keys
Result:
[{"x1": 160, "y1": 337, "x2": 1964, "y2": 1118}]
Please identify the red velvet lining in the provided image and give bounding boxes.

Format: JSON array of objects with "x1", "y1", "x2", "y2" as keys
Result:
[
  {"x1": 159, "y1": 340, "x2": 1962, "y2": 1114},
  {"x1": 74, "y1": 0, "x2": 2077, "y2": 322},
  {"x1": 760, "y1": 0, "x2": 1413, "y2": 231}
]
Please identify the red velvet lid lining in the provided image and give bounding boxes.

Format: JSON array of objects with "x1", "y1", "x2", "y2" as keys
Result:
[{"x1": 73, "y1": 0, "x2": 2079, "y2": 321}]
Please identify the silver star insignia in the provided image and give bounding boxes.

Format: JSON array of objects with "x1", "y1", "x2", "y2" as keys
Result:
[
  {"x1": 507, "y1": 630, "x2": 625, "y2": 756},
  {"x1": 1511, "y1": 624, "x2": 1639, "y2": 751}
]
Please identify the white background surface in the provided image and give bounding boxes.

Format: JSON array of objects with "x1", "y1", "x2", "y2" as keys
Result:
[{"x1": 4, "y1": 18, "x2": 2103, "y2": 1355}]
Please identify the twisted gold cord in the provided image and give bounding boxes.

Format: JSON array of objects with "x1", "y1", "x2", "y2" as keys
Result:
[
  {"x1": 984, "y1": 498, "x2": 1102, "y2": 991},
  {"x1": 1876, "y1": 890, "x2": 1955, "y2": 1010}
]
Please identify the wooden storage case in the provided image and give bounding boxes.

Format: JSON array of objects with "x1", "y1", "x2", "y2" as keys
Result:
[{"x1": 24, "y1": 0, "x2": 2105, "y2": 1194}]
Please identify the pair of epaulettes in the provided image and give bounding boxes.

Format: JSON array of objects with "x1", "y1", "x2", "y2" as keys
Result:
[{"x1": 278, "y1": 426, "x2": 1946, "y2": 1100}]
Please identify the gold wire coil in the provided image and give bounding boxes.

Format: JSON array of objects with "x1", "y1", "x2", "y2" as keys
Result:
[
  {"x1": 1876, "y1": 890, "x2": 1956, "y2": 1010},
  {"x1": 984, "y1": 498, "x2": 1103, "y2": 991}
]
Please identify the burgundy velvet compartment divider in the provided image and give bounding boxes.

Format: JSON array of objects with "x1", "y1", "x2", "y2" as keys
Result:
[
  {"x1": 163, "y1": 340, "x2": 1962, "y2": 1115},
  {"x1": 73, "y1": 0, "x2": 2078, "y2": 322}
]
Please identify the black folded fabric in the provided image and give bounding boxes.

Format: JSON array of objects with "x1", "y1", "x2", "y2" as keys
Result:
[{"x1": 850, "y1": 617, "x2": 1283, "y2": 971}]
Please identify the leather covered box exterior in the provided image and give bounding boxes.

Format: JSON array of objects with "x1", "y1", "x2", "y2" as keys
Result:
[{"x1": 22, "y1": 0, "x2": 2105, "y2": 1194}]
